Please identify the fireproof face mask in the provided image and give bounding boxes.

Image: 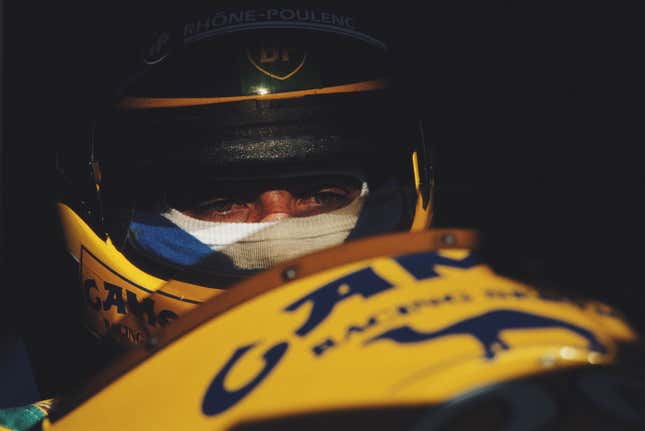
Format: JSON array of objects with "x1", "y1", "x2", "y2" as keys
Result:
[{"x1": 159, "y1": 182, "x2": 369, "y2": 270}]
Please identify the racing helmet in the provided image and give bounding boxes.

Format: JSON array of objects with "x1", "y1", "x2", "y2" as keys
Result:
[{"x1": 55, "y1": 2, "x2": 434, "y2": 339}]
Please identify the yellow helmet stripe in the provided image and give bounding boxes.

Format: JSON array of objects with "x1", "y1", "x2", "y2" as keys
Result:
[
  {"x1": 117, "y1": 79, "x2": 388, "y2": 110},
  {"x1": 410, "y1": 151, "x2": 432, "y2": 231}
]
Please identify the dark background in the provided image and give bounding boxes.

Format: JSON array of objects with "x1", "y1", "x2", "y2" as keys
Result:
[{"x1": 2, "y1": 0, "x2": 642, "y2": 400}]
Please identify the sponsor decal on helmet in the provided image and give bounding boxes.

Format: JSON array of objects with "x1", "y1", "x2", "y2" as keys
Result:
[
  {"x1": 143, "y1": 31, "x2": 172, "y2": 65},
  {"x1": 182, "y1": 8, "x2": 386, "y2": 50},
  {"x1": 80, "y1": 247, "x2": 183, "y2": 344},
  {"x1": 246, "y1": 43, "x2": 307, "y2": 81},
  {"x1": 239, "y1": 38, "x2": 321, "y2": 95}
]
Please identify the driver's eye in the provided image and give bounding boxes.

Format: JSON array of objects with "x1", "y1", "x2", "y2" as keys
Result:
[
  {"x1": 311, "y1": 190, "x2": 351, "y2": 206},
  {"x1": 183, "y1": 198, "x2": 251, "y2": 222},
  {"x1": 198, "y1": 198, "x2": 236, "y2": 213},
  {"x1": 294, "y1": 186, "x2": 357, "y2": 215}
]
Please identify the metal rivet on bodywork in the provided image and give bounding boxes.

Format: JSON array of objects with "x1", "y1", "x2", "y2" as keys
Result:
[
  {"x1": 441, "y1": 233, "x2": 457, "y2": 246},
  {"x1": 282, "y1": 267, "x2": 297, "y2": 281}
]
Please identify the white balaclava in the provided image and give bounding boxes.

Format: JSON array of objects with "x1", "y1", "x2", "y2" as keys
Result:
[{"x1": 162, "y1": 182, "x2": 369, "y2": 270}]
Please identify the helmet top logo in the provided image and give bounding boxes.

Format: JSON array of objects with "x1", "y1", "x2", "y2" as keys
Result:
[
  {"x1": 246, "y1": 42, "x2": 307, "y2": 81},
  {"x1": 143, "y1": 32, "x2": 172, "y2": 65}
]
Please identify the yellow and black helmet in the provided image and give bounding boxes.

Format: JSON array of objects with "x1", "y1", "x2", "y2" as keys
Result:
[{"x1": 55, "y1": 2, "x2": 433, "y2": 315}]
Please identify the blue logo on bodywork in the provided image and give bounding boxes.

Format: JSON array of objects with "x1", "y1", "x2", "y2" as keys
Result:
[{"x1": 364, "y1": 309, "x2": 608, "y2": 359}]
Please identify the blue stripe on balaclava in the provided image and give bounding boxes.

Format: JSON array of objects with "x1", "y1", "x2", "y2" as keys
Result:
[{"x1": 128, "y1": 211, "x2": 214, "y2": 267}]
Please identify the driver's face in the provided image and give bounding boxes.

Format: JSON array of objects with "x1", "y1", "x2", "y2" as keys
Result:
[{"x1": 169, "y1": 176, "x2": 362, "y2": 223}]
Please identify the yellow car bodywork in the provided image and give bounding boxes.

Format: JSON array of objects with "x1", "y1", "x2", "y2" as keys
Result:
[{"x1": 50, "y1": 203, "x2": 638, "y2": 430}]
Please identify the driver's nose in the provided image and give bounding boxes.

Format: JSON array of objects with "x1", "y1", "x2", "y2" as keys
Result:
[{"x1": 256, "y1": 190, "x2": 293, "y2": 222}]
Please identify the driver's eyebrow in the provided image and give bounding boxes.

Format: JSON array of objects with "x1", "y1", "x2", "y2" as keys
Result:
[
  {"x1": 197, "y1": 177, "x2": 360, "y2": 196},
  {"x1": 165, "y1": 176, "x2": 363, "y2": 208}
]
